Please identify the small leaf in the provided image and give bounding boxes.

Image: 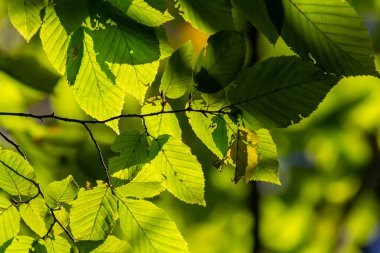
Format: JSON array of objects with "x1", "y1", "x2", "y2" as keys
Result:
[
  {"x1": 44, "y1": 175, "x2": 79, "y2": 208},
  {"x1": 19, "y1": 197, "x2": 49, "y2": 236},
  {"x1": 91, "y1": 236, "x2": 130, "y2": 253},
  {"x1": 70, "y1": 182, "x2": 118, "y2": 241},
  {"x1": 160, "y1": 41, "x2": 194, "y2": 99},
  {"x1": 8, "y1": 0, "x2": 44, "y2": 42},
  {"x1": 148, "y1": 136, "x2": 205, "y2": 205},
  {"x1": 118, "y1": 198, "x2": 189, "y2": 253},
  {"x1": 0, "y1": 150, "x2": 38, "y2": 197},
  {"x1": 0, "y1": 196, "x2": 20, "y2": 246},
  {"x1": 52, "y1": 208, "x2": 69, "y2": 236}
]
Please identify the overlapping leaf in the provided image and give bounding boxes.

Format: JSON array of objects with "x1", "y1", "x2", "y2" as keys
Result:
[
  {"x1": 118, "y1": 198, "x2": 189, "y2": 253},
  {"x1": 4, "y1": 236, "x2": 34, "y2": 253},
  {"x1": 228, "y1": 56, "x2": 339, "y2": 130},
  {"x1": 8, "y1": 0, "x2": 44, "y2": 42},
  {"x1": 44, "y1": 175, "x2": 79, "y2": 208},
  {"x1": 35, "y1": 236, "x2": 71, "y2": 253},
  {"x1": 0, "y1": 196, "x2": 20, "y2": 246},
  {"x1": 19, "y1": 197, "x2": 49, "y2": 236},
  {"x1": 0, "y1": 150, "x2": 37, "y2": 197},
  {"x1": 70, "y1": 182, "x2": 118, "y2": 241},
  {"x1": 91, "y1": 236, "x2": 130, "y2": 253},
  {"x1": 282, "y1": 0, "x2": 377, "y2": 76}
]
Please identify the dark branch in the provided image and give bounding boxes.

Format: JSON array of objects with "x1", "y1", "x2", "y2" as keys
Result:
[{"x1": 0, "y1": 131, "x2": 27, "y2": 160}]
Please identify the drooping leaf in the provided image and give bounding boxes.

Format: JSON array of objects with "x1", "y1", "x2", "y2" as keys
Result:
[
  {"x1": 195, "y1": 30, "x2": 245, "y2": 93},
  {"x1": 211, "y1": 115, "x2": 229, "y2": 157},
  {"x1": 141, "y1": 98, "x2": 182, "y2": 138},
  {"x1": 72, "y1": 30, "x2": 126, "y2": 133},
  {"x1": 118, "y1": 198, "x2": 189, "y2": 253},
  {"x1": 160, "y1": 41, "x2": 194, "y2": 99},
  {"x1": 91, "y1": 236, "x2": 130, "y2": 253},
  {"x1": 227, "y1": 56, "x2": 339, "y2": 130},
  {"x1": 4, "y1": 236, "x2": 34, "y2": 253},
  {"x1": 228, "y1": 128, "x2": 280, "y2": 184},
  {"x1": 70, "y1": 182, "x2": 118, "y2": 241},
  {"x1": 19, "y1": 197, "x2": 49, "y2": 237},
  {"x1": 0, "y1": 150, "x2": 37, "y2": 197},
  {"x1": 148, "y1": 136, "x2": 205, "y2": 205},
  {"x1": 8, "y1": 0, "x2": 44, "y2": 42},
  {"x1": 107, "y1": 0, "x2": 174, "y2": 27},
  {"x1": 44, "y1": 175, "x2": 79, "y2": 208},
  {"x1": 0, "y1": 196, "x2": 20, "y2": 246},
  {"x1": 35, "y1": 236, "x2": 71, "y2": 253},
  {"x1": 177, "y1": 0, "x2": 234, "y2": 33},
  {"x1": 281, "y1": 0, "x2": 378, "y2": 76},
  {"x1": 115, "y1": 165, "x2": 164, "y2": 199},
  {"x1": 186, "y1": 100, "x2": 224, "y2": 158},
  {"x1": 231, "y1": 0, "x2": 280, "y2": 44}
]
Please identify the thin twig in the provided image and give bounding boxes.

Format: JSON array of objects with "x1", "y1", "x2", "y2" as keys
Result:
[{"x1": 0, "y1": 131, "x2": 27, "y2": 160}]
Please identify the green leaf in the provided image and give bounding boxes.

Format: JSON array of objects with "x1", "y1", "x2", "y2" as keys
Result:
[
  {"x1": 35, "y1": 236, "x2": 71, "y2": 253},
  {"x1": 66, "y1": 28, "x2": 85, "y2": 85},
  {"x1": 281, "y1": 0, "x2": 378, "y2": 76},
  {"x1": 211, "y1": 116, "x2": 229, "y2": 157},
  {"x1": 118, "y1": 198, "x2": 189, "y2": 253},
  {"x1": 228, "y1": 56, "x2": 339, "y2": 130},
  {"x1": 160, "y1": 41, "x2": 194, "y2": 99},
  {"x1": 91, "y1": 236, "x2": 130, "y2": 253},
  {"x1": 44, "y1": 175, "x2": 79, "y2": 208},
  {"x1": 52, "y1": 208, "x2": 69, "y2": 236},
  {"x1": 0, "y1": 196, "x2": 20, "y2": 246},
  {"x1": 70, "y1": 182, "x2": 118, "y2": 241},
  {"x1": 40, "y1": 5, "x2": 70, "y2": 75},
  {"x1": 141, "y1": 98, "x2": 182, "y2": 138},
  {"x1": 107, "y1": 0, "x2": 174, "y2": 27},
  {"x1": 8, "y1": 0, "x2": 44, "y2": 42},
  {"x1": 0, "y1": 150, "x2": 37, "y2": 197},
  {"x1": 5, "y1": 236, "x2": 34, "y2": 253},
  {"x1": 186, "y1": 100, "x2": 224, "y2": 158},
  {"x1": 231, "y1": 0, "x2": 280, "y2": 44},
  {"x1": 195, "y1": 30, "x2": 245, "y2": 93},
  {"x1": 228, "y1": 128, "x2": 280, "y2": 184},
  {"x1": 115, "y1": 165, "x2": 164, "y2": 199},
  {"x1": 53, "y1": 0, "x2": 88, "y2": 34},
  {"x1": 148, "y1": 136, "x2": 205, "y2": 205},
  {"x1": 19, "y1": 197, "x2": 49, "y2": 237},
  {"x1": 109, "y1": 130, "x2": 149, "y2": 181},
  {"x1": 177, "y1": 0, "x2": 234, "y2": 33},
  {"x1": 73, "y1": 30, "x2": 126, "y2": 133}
]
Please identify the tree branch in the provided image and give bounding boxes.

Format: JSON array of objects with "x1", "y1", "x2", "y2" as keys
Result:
[{"x1": 0, "y1": 131, "x2": 27, "y2": 160}]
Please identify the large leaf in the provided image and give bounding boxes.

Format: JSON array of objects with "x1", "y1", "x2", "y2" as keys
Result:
[
  {"x1": 228, "y1": 56, "x2": 339, "y2": 130},
  {"x1": 19, "y1": 197, "x2": 49, "y2": 236},
  {"x1": 35, "y1": 237, "x2": 71, "y2": 253},
  {"x1": 0, "y1": 196, "x2": 20, "y2": 246},
  {"x1": 141, "y1": 99, "x2": 182, "y2": 138},
  {"x1": 118, "y1": 198, "x2": 189, "y2": 253},
  {"x1": 148, "y1": 136, "x2": 205, "y2": 205},
  {"x1": 91, "y1": 236, "x2": 130, "y2": 253},
  {"x1": 228, "y1": 128, "x2": 280, "y2": 184},
  {"x1": 4, "y1": 236, "x2": 34, "y2": 253},
  {"x1": 107, "y1": 0, "x2": 174, "y2": 27},
  {"x1": 177, "y1": 0, "x2": 234, "y2": 33},
  {"x1": 281, "y1": 0, "x2": 377, "y2": 76},
  {"x1": 44, "y1": 175, "x2": 79, "y2": 208},
  {"x1": 73, "y1": 31, "x2": 126, "y2": 133},
  {"x1": 160, "y1": 41, "x2": 194, "y2": 99},
  {"x1": 0, "y1": 150, "x2": 37, "y2": 197},
  {"x1": 195, "y1": 30, "x2": 245, "y2": 93},
  {"x1": 186, "y1": 100, "x2": 225, "y2": 159},
  {"x1": 70, "y1": 182, "x2": 118, "y2": 241},
  {"x1": 8, "y1": 0, "x2": 44, "y2": 42}
]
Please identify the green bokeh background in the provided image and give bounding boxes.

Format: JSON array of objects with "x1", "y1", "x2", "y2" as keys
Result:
[{"x1": 0, "y1": 1, "x2": 380, "y2": 252}]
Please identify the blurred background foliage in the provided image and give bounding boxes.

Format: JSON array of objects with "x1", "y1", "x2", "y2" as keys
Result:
[{"x1": 0, "y1": 0, "x2": 379, "y2": 252}]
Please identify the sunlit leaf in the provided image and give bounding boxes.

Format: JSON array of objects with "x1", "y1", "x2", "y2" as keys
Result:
[
  {"x1": 35, "y1": 236, "x2": 71, "y2": 253},
  {"x1": 44, "y1": 175, "x2": 79, "y2": 208},
  {"x1": 19, "y1": 197, "x2": 49, "y2": 237},
  {"x1": 5, "y1": 236, "x2": 34, "y2": 253},
  {"x1": 91, "y1": 236, "x2": 130, "y2": 253},
  {"x1": 0, "y1": 196, "x2": 20, "y2": 246}
]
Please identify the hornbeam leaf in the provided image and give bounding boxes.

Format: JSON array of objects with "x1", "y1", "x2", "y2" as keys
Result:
[
  {"x1": 107, "y1": 0, "x2": 174, "y2": 27},
  {"x1": 73, "y1": 31, "x2": 126, "y2": 133},
  {"x1": 118, "y1": 198, "x2": 189, "y2": 253},
  {"x1": 177, "y1": 0, "x2": 234, "y2": 34},
  {"x1": 19, "y1": 197, "x2": 49, "y2": 236},
  {"x1": 0, "y1": 150, "x2": 38, "y2": 197},
  {"x1": 35, "y1": 236, "x2": 71, "y2": 253},
  {"x1": 44, "y1": 175, "x2": 79, "y2": 208},
  {"x1": 160, "y1": 41, "x2": 194, "y2": 99},
  {"x1": 91, "y1": 236, "x2": 130, "y2": 253},
  {"x1": 70, "y1": 182, "x2": 118, "y2": 241},
  {"x1": 282, "y1": 0, "x2": 378, "y2": 76},
  {"x1": 5, "y1": 236, "x2": 34, "y2": 253},
  {"x1": 148, "y1": 136, "x2": 205, "y2": 205},
  {"x1": 0, "y1": 196, "x2": 20, "y2": 246},
  {"x1": 141, "y1": 98, "x2": 182, "y2": 139},
  {"x1": 228, "y1": 56, "x2": 339, "y2": 130},
  {"x1": 8, "y1": 0, "x2": 44, "y2": 42},
  {"x1": 52, "y1": 207, "x2": 69, "y2": 236}
]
